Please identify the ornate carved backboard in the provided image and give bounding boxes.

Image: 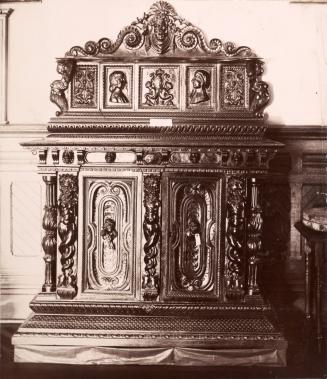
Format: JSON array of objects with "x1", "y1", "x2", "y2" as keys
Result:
[{"x1": 49, "y1": 0, "x2": 269, "y2": 133}]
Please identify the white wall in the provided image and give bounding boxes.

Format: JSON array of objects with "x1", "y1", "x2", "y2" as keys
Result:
[{"x1": 3, "y1": 0, "x2": 327, "y2": 126}]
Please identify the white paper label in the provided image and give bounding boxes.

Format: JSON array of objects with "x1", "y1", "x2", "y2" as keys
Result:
[{"x1": 150, "y1": 118, "x2": 172, "y2": 127}]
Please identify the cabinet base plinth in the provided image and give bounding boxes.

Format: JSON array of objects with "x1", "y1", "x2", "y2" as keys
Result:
[{"x1": 12, "y1": 308, "x2": 287, "y2": 366}]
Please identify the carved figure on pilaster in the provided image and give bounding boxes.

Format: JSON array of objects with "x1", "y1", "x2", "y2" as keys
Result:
[
  {"x1": 57, "y1": 174, "x2": 78, "y2": 299},
  {"x1": 143, "y1": 174, "x2": 161, "y2": 301},
  {"x1": 225, "y1": 176, "x2": 246, "y2": 299},
  {"x1": 247, "y1": 178, "x2": 263, "y2": 296},
  {"x1": 50, "y1": 59, "x2": 74, "y2": 116},
  {"x1": 246, "y1": 60, "x2": 270, "y2": 118},
  {"x1": 42, "y1": 175, "x2": 57, "y2": 293}
]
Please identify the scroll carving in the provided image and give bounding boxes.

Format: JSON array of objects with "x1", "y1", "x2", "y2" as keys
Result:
[
  {"x1": 143, "y1": 174, "x2": 161, "y2": 301},
  {"x1": 42, "y1": 176, "x2": 57, "y2": 293},
  {"x1": 247, "y1": 178, "x2": 262, "y2": 296},
  {"x1": 57, "y1": 174, "x2": 78, "y2": 299},
  {"x1": 225, "y1": 176, "x2": 246, "y2": 299},
  {"x1": 50, "y1": 59, "x2": 74, "y2": 116},
  {"x1": 66, "y1": 2, "x2": 253, "y2": 57},
  {"x1": 247, "y1": 61, "x2": 269, "y2": 118}
]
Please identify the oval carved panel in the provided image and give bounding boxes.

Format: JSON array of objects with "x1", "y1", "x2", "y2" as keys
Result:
[
  {"x1": 85, "y1": 178, "x2": 137, "y2": 298},
  {"x1": 164, "y1": 175, "x2": 222, "y2": 300}
]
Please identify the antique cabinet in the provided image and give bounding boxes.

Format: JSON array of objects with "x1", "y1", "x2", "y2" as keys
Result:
[{"x1": 13, "y1": 1, "x2": 287, "y2": 365}]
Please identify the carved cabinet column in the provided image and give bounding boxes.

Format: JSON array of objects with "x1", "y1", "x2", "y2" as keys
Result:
[
  {"x1": 41, "y1": 175, "x2": 57, "y2": 293},
  {"x1": 142, "y1": 174, "x2": 161, "y2": 301},
  {"x1": 247, "y1": 177, "x2": 263, "y2": 296},
  {"x1": 225, "y1": 176, "x2": 247, "y2": 299},
  {"x1": 56, "y1": 174, "x2": 78, "y2": 299}
]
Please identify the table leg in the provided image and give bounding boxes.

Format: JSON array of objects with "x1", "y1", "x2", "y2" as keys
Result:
[{"x1": 315, "y1": 245, "x2": 323, "y2": 355}]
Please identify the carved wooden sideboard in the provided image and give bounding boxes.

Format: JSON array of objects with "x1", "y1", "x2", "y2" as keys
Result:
[{"x1": 13, "y1": 1, "x2": 287, "y2": 365}]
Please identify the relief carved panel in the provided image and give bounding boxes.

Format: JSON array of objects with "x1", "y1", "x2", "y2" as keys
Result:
[
  {"x1": 139, "y1": 66, "x2": 180, "y2": 109},
  {"x1": 220, "y1": 65, "x2": 248, "y2": 111},
  {"x1": 84, "y1": 178, "x2": 137, "y2": 299},
  {"x1": 164, "y1": 175, "x2": 221, "y2": 299},
  {"x1": 71, "y1": 65, "x2": 98, "y2": 108}
]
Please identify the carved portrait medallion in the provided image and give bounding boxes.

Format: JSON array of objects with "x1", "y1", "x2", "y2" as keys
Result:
[
  {"x1": 186, "y1": 66, "x2": 215, "y2": 109},
  {"x1": 103, "y1": 65, "x2": 133, "y2": 109}
]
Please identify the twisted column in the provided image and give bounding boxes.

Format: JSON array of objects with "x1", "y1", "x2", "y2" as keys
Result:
[{"x1": 41, "y1": 175, "x2": 57, "y2": 293}]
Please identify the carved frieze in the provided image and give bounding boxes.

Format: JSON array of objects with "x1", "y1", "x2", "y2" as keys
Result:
[
  {"x1": 225, "y1": 176, "x2": 246, "y2": 299},
  {"x1": 57, "y1": 174, "x2": 78, "y2": 299},
  {"x1": 86, "y1": 179, "x2": 136, "y2": 298},
  {"x1": 143, "y1": 174, "x2": 161, "y2": 301},
  {"x1": 62, "y1": 150, "x2": 74, "y2": 164}
]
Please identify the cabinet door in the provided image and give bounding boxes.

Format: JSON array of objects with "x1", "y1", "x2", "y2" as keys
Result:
[
  {"x1": 162, "y1": 173, "x2": 223, "y2": 300},
  {"x1": 81, "y1": 174, "x2": 141, "y2": 301}
]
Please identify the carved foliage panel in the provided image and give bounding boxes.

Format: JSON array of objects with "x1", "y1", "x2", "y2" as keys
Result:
[
  {"x1": 163, "y1": 175, "x2": 222, "y2": 299},
  {"x1": 220, "y1": 65, "x2": 248, "y2": 111},
  {"x1": 84, "y1": 178, "x2": 137, "y2": 299},
  {"x1": 71, "y1": 64, "x2": 98, "y2": 109}
]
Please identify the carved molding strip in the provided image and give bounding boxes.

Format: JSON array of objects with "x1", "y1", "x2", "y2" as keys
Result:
[
  {"x1": 142, "y1": 174, "x2": 161, "y2": 300},
  {"x1": 57, "y1": 174, "x2": 78, "y2": 299},
  {"x1": 66, "y1": 2, "x2": 254, "y2": 58},
  {"x1": 47, "y1": 122, "x2": 268, "y2": 136},
  {"x1": 225, "y1": 176, "x2": 246, "y2": 299}
]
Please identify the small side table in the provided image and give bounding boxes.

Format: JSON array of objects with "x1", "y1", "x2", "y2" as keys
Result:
[{"x1": 295, "y1": 221, "x2": 327, "y2": 355}]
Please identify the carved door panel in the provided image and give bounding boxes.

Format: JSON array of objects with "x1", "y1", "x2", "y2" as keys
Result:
[
  {"x1": 162, "y1": 173, "x2": 223, "y2": 300},
  {"x1": 82, "y1": 175, "x2": 140, "y2": 300}
]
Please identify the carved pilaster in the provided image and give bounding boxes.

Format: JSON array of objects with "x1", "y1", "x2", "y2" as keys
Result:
[
  {"x1": 42, "y1": 175, "x2": 57, "y2": 293},
  {"x1": 247, "y1": 178, "x2": 263, "y2": 296},
  {"x1": 142, "y1": 174, "x2": 161, "y2": 301},
  {"x1": 50, "y1": 58, "x2": 74, "y2": 116},
  {"x1": 57, "y1": 174, "x2": 78, "y2": 299},
  {"x1": 225, "y1": 176, "x2": 246, "y2": 299}
]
